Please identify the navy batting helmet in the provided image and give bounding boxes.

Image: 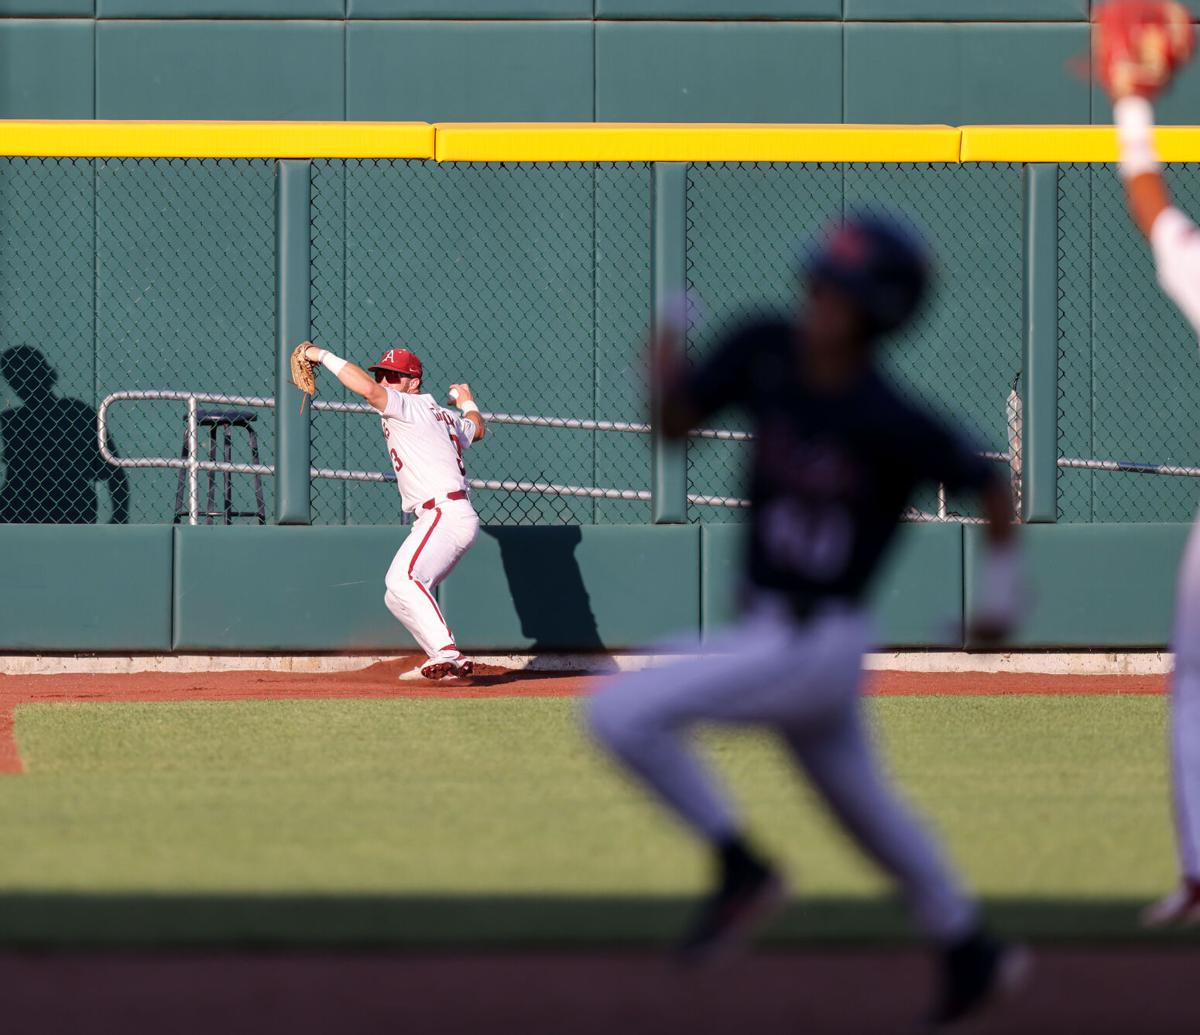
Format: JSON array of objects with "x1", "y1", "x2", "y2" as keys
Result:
[{"x1": 805, "y1": 215, "x2": 929, "y2": 335}]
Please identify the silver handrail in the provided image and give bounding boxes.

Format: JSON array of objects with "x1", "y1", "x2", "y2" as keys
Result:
[
  {"x1": 96, "y1": 389, "x2": 1018, "y2": 527},
  {"x1": 96, "y1": 390, "x2": 763, "y2": 524}
]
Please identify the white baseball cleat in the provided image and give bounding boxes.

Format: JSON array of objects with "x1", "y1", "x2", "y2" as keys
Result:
[
  {"x1": 398, "y1": 657, "x2": 474, "y2": 681},
  {"x1": 1140, "y1": 879, "x2": 1200, "y2": 928}
]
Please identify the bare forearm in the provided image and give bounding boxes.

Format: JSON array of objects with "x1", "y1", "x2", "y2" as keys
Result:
[
  {"x1": 1127, "y1": 171, "x2": 1171, "y2": 241},
  {"x1": 1116, "y1": 95, "x2": 1170, "y2": 240},
  {"x1": 330, "y1": 359, "x2": 377, "y2": 400},
  {"x1": 464, "y1": 410, "x2": 486, "y2": 441},
  {"x1": 301, "y1": 342, "x2": 387, "y2": 410}
]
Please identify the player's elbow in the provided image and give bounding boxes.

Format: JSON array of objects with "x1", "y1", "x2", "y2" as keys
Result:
[{"x1": 473, "y1": 422, "x2": 486, "y2": 443}]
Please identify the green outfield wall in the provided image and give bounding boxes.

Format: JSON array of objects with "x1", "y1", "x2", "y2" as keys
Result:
[
  {"x1": 7, "y1": 3, "x2": 1200, "y2": 126},
  {"x1": 1, "y1": 125, "x2": 1199, "y2": 652},
  {"x1": 0, "y1": 522, "x2": 1189, "y2": 651}
]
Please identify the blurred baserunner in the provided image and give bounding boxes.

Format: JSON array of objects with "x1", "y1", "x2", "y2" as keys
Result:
[{"x1": 586, "y1": 214, "x2": 1027, "y2": 1029}]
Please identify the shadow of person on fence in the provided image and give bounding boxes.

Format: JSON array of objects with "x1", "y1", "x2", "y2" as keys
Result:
[
  {"x1": 0, "y1": 346, "x2": 129, "y2": 524},
  {"x1": 484, "y1": 525, "x2": 615, "y2": 670}
]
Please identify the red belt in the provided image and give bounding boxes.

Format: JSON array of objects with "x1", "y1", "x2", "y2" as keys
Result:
[{"x1": 421, "y1": 490, "x2": 468, "y2": 511}]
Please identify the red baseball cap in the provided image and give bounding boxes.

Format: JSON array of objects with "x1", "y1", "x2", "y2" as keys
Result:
[{"x1": 368, "y1": 348, "x2": 423, "y2": 380}]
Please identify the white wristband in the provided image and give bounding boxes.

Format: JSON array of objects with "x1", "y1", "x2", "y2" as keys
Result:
[
  {"x1": 1115, "y1": 96, "x2": 1161, "y2": 180},
  {"x1": 459, "y1": 400, "x2": 480, "y2": 416},
  {"x1": 319, "y1": 351, "x2": 348, "y2": 377}
]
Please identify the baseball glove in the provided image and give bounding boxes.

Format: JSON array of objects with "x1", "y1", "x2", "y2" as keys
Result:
[
  {"x1": 290, "y1": 343, "x2": 317, "y2": 413},
  {"x1": 1094, "y1": 1, "x2": 1195, "y2": 98}
]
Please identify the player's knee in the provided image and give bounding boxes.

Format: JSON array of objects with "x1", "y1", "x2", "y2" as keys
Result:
[{"x1": 384, "y1": 585, "x2": 414, "y2": 619}]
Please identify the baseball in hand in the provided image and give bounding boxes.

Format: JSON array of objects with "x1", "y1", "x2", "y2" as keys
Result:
[{"x1": 449, "y1": 387, "x2": 460, "y2": 404}]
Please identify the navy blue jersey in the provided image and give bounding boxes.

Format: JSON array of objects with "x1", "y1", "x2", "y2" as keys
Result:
[{"x1": 685, "y1": 317, "x2": 997, "y2": 612}]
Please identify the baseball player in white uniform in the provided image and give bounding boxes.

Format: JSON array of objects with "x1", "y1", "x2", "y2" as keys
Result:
[
  {"x1": 1094, "y1": 0, "x2": 1200, "y2": 926},
  {"x1": 300, "y1": 342, "x2": 485, "y2": 680}
]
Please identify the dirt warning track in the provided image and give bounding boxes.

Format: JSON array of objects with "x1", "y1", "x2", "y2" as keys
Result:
[
  {"x1": 0, "y1": 662, "x2": 1168, "y2": 775},
  {"x1": 1, "y1": 947, "x2": 1198, "y2": 1035}
]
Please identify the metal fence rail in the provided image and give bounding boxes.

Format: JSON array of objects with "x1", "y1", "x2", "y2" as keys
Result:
[
  {"x1": 97, "y1": 390, "x2": 765, "y2": 525},
  {"x1": 97, "y1": 389, "x2": 1030, "y2": 527}
]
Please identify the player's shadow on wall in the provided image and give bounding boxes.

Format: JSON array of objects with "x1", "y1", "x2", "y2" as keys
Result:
[
  {"x1": 485, "y1": 526, "x2": 611, "y2": 662},
  {"x1": 0, "y1": 346, "x2": 129, "y2": 524}
]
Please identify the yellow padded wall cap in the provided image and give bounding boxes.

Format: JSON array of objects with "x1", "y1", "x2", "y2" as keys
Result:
[
  {"x1": 960, "y1": 125, "x2": 1200, "y2": 163},
  {"x1": 0, "y1": 121, "x2": 436, "y2": 159},
  {"x1": 433, "y1": 123, "x2": 962, "y2": 163}
]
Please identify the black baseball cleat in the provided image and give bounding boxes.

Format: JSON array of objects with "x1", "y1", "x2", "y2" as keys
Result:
[
  {"x1": 927, "y1": 929, "x2": 1030, "y2": 1029},
  {"x1": 675, "y1": 840, "x2": 786, "y2": 967}
]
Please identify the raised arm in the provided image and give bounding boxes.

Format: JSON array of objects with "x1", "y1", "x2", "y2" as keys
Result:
[
  {"x1": 300, "y1": 342, "x2": 389, "y2": 412},
  {"x1": 1095, "y1": 2, "x2": 1192, "y2": 239},
  {"x1": 1096, "y1": 4, "x2": 1200, "y2": 327}
]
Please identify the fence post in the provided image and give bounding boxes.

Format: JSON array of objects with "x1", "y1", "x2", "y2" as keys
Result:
[
  {"x1": 651, "y1": 162, "x2": 688, "y2": 524},
  {"x1": 1021, "y1": 163, "x2": 1059, "y2": 523},
  {"x1": 275, "y1": 160, "x2": 312, "y2": 525}
]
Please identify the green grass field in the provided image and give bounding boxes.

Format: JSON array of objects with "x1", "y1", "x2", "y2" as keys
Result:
[{"x1": 0, "y1": 693, "x2": 1184, "y2": 945}]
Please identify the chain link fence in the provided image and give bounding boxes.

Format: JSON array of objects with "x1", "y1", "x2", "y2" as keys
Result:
[
  {"x1": 5, "y1": 154, "x2": 1194, "y2": 528},
  {"x1": 1058, "y1": 163, "x2": 1200, "y2": 523},
  {"x1": 309, "y1": 159, "x2": 652, "y2": 527},
  {"x1": 0, "y1": 157, "x2": 274, "y2": 526},
  {"x1": 684, "y1": 162, "x2": 1022, "y2": 524}
]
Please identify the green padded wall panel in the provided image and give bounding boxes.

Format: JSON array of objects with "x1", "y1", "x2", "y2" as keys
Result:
[
  {"x1": 1092, "y1": 56, "x2": 1200, "y2": 125},
  {"x1": 597, "y1": 2, "x2": 840, "y2": 16},
  {"x1": 97, "y1": 2, "x2": 344, "y2": 15},
  {"x1": 870, "y1": 522, "x2": 964, "y2": 647},
  {"x1": 0, "y1": 20, "x2": 93, "y2": 119},
  {"x1": 96, "y1": 21, "x2": 344, "y2": 120},
  {"x1": 347, "y1": 22, "x2": 593, "y2": 122},
  {"x1": 595, "y1": 22, "x2": 842, "y2": 123},
  {"x1": 844, "y1": 23, "x2": 1090, "y2": 125},
  {"x1": 701, "y1": 523, "x2": 963, "y2": 647},
  {"x1": 440, "y1": 525, "x2": 700, "y2": 650},
  {"x1": 349, "y1": 1, "x2": 591, "y2": 15},
  {"x1": 173, "y1": 526, "x2": 420, "y2": 650},
  {"x1": 699, "y1": 522, "x2": 740, "y2": 636},
  {"x1": 0, "y1": 2, "x2": 93, "y2": 13},
  {"x1": 845, "y1": 1, "x2": 1087, "y2": 18},
  {"x1": 964, "y1": 523, "x2": 1190, "y2": 648},
  {"x1": 0, "y1": 526, "x2": 172, "y2": 650}
]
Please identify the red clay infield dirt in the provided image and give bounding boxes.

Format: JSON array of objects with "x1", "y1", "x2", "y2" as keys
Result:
[{"x1": 0, "y1": 661, "x2": 1168, "y2": 775}]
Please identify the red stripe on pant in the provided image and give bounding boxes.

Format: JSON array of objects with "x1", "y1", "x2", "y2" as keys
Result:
[{"x1": 408, "y1": 506, "x2": 455, "y2": 647}]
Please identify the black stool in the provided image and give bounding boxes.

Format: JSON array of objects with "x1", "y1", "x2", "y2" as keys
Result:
[{"x1": 173, "y1": 410, "x2": 266, "y2": 525}]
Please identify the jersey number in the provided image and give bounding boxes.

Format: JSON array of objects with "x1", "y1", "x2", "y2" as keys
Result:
[
  {"x1": 448, "y1": 431, "x2": 465, "y2": 476},
  {"x1": 389, "y1": 448, "x2": 403, "y2": 473},
  {"x1": 761, "y1": 499, "x2": 852, "y2": 581}
]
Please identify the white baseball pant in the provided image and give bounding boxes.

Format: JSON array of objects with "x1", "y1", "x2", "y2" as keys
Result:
[
  {"x1": 585, "y1": 595, "x2": 977, "y2": 943},
  {"x1": 1170, "y1": 514, "x2": 1200, "y2": 880},
  {"x1": 384, "y1": 497, "x2": 479, "y2": 662}
]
